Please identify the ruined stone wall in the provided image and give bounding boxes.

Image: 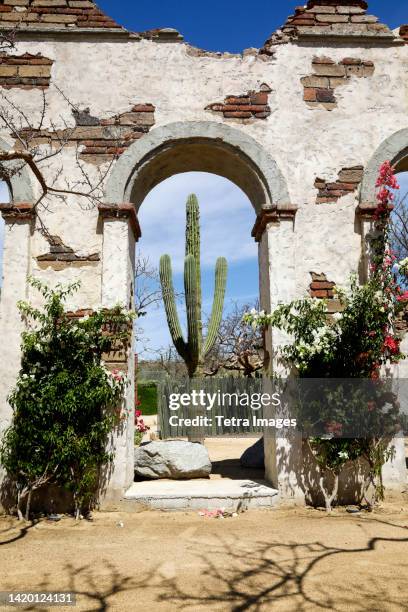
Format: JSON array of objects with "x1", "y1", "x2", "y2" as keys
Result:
[
  {"x1": 0, "y1": 0, "x2": 407, "y2": 502},
  {"x1": 2, "y1": 33, "x2": 405, "y2": 294}
]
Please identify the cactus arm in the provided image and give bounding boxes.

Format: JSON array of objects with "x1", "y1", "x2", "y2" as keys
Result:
[
  {"x1": 186, "y1": 194, "x2": 202, "y2": 351},
  {"x1": 203, "y1": 257, "x2": 228, "y2": 357},
  {"x1": 159, "y1": 254, "x2": 188, "y2": 361},
  {"x1": 184, "y1": 254, "x2": 200, "y2": 374}
]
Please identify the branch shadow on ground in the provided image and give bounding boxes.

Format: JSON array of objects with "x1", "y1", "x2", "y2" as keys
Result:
[
  {"x1": 152, "y1": 519, "x2": 408, "y2": 612},
  {"x1": 19, "y1": 560, "x2": 156, "y2": 612},
  {"x1": 0, "y1": 519, "x2": 38, "y2": 546}
]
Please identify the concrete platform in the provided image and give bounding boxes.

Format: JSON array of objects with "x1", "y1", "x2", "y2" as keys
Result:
[{"x1": 124, "y1": 479, "x2": 279, "y2": 511}]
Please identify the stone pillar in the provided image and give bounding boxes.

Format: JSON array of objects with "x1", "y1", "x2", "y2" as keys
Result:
[
  {"x1": 0, "y1": 204, "x2": 33, "y2": 506},
  {"x1": 253, "y1": 205, "x2": 305, "y2": 502},
  {"x1": 98, "y1": 204, "x2": 140, "y2": 507},
  {"x1": 0, "y1": 204, "x2": 33, "y2": 432}
]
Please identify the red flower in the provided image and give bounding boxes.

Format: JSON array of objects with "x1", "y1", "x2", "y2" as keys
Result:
[
  {"x1": 383, "y1": 335, "x2": 400, "y2": 355},
  {"x1": 135, "y1": 409, "x2": 142, "y2": 418},
  {"x1": 397, "y1": 291, "x2": 408, "y2": 302}
]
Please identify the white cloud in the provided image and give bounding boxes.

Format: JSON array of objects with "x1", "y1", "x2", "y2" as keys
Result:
[{"x1": 138, "y1": 172, "x2": 258, "y2": 274}]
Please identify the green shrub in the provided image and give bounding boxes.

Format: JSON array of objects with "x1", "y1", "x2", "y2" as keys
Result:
[
  {"x1": 137, "y1": 381, "x2": 158, "y2": 415},
  {"x1": 0, "y1": 278, "x2": 132, "y2": 520}
]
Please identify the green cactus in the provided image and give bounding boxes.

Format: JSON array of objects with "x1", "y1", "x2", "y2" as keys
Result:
[{"x1": 160, "y1": 194, "x2": 227, "y2": 378}]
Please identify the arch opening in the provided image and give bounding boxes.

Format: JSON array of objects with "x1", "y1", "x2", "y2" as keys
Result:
[
  {"x1": 136, "y1": 170, "x2": 259, "y2": 358},
  {"x1": 135, "y1": 169, "x2": 264, "y2": 478}
]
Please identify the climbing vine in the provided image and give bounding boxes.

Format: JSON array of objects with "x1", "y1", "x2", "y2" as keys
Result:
[{"x1": 244, "y1": 162, "x2": 405, "y2": 511}]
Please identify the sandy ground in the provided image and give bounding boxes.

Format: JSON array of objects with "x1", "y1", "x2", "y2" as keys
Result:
[
  {"x1": 0, "y1": 494, "x2": 408, "y2": 612},
  {"x1": 0, "y1": 437, "x2": 406, "y2": 611}
]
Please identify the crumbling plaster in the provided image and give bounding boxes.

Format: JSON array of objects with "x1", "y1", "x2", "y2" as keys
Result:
[{"x1": 0, "y1": 4, "x2": 407, "y2": 504}]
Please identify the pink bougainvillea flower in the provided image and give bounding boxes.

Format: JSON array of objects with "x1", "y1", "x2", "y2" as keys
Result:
[{"x1": 383, "y1": 335, "x2": 400, "y2": 355}]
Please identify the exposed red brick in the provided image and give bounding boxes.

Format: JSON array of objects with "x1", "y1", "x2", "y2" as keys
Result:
[
  {"x1": 400, "y1": 25, "x2": 408, "y2": 42},
  {"x1": 0, "y1": 0, "x2": 125, "y2": 31},
  {"x1": 224, "y1": 111, "x2": 252, "y2": 119},
  {"x1": 0, "y1": 52, "x2": 53, "y2": 89},
  {"x1": 0, "y1": 202, "x2": 35, "y2": 219},
  {"x1": 315, "y1": 166, "x2": 364, "y2": 204},
  {"x1": 302, "y1": 56, "x2": 375, "y2": 110},
  {"x1": 206, "y1": 87, "x2": 272, "y2": 121},
  {"x1": 260, "y1": 0, "x2": 391, "y2": 55},
  {"x1": 37, "y1": 233, "x2": 100, "y2": 264},
  {"x1": 309, "y1": 272, "x2": 337, "y2": 300}
]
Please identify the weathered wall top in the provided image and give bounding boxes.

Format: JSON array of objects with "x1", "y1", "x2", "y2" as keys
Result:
[
  {"x1": 2, "y1": 0, "x2": 404, "y2": 52},
  {"x1": 0, "y1": 0, "x2": 124, "y2": 33},
  {"x1": 261, "y1": 0, "x2": 397, "y2": 54}
]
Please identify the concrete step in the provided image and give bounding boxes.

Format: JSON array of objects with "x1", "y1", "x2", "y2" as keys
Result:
[{"x1": 124, "y1": 478, "x2": 279, "y2": 511}]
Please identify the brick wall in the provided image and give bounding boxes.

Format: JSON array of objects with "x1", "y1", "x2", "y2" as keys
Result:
[
  {"x1": 15, "y1": 104, "x2": 156, "y2": 164},
  {"x1": 302, "y1": 56, "x2": 375, "y2": 110},
  {"x1": 0, "y1": 0, "x2": 123, "y2": 30},
  {"x1": 315, "y1": 166, "x2": 364, "y2": 203},
  {"x1": 261, "y1": 1, "x2": 393, "y2": 55},
  {"x1": 310, "y1": 272, "x2": 336, "y2": 298},
  {"x1": 37, "y1": 235, "x2": 99, "y2": 264},
  {"x1": 206, "y1": 85, "x2": 272, "y2": 120},
  {"x1": 0, "y1": 52, "x2": 53, "y2": 89}
]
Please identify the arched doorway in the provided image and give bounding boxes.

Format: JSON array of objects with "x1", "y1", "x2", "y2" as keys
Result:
[{"x1": 101, "y1": 121, "x2": 294, "y2": 500}]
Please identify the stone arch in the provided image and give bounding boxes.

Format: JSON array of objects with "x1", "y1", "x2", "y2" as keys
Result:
[
  {"x1": 360, "y1": 128, "x2": 408, "y2": 205},
  {"x1": 104, "y1": 121, "x2": 290, "y2": 214}
]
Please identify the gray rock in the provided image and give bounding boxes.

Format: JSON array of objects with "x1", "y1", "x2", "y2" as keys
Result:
[
  {"x1": 240, "y1": 438, "x2": 264, "y2": 469},
  {"x1": 134, "y1": 440, "x2": 212, "y2": 480}
]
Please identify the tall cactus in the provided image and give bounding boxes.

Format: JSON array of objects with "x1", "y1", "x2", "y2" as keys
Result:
[{"x1": 160, "y1": 194, "x2": 228, "y2": 378}]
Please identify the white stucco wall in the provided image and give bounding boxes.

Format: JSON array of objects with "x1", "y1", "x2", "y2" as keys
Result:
[{"x1": 0, "y1": 29, "x2": 407, "y2": 504}]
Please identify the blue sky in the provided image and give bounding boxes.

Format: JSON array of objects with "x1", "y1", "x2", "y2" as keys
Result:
[
  {"x1": 97, "y1": 0, "x2": 407, "y2": 53},
  {"x1": 137, "y1": 173, "x2": 258, "y2": 355}
]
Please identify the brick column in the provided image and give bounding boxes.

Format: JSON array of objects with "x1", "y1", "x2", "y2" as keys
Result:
[{"x1": 98, "y1": 204, "x2": 140, "y2": 507}]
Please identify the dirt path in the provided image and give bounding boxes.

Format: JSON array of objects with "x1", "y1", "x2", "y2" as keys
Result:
[{"x1": 0, "y1": 492, "x2": 407, "y2": 611}]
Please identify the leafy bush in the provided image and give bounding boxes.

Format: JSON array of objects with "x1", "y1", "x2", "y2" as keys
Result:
[
  {"x1": 0, "y1": 278, "x2": 132, "y2": 520},
  {"x1": 137, "y1": 381, "x2": 158, "y2": 415}
]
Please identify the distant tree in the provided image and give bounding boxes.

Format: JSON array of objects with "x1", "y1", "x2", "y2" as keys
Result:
[
  {"x1": 204, "y1": 301, "x2": 265, "y2": 378},
  {"x1": 389, "y1": 186, "x2": 408, "y2": 262}
]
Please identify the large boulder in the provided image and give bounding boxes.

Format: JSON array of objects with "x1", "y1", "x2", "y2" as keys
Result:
[
  {"x1": 134, "y1": 440, "x2": 212, "y2": 480},
  {"x1": 240, "y1": 437, "x2": 264, "y2": 469}
]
